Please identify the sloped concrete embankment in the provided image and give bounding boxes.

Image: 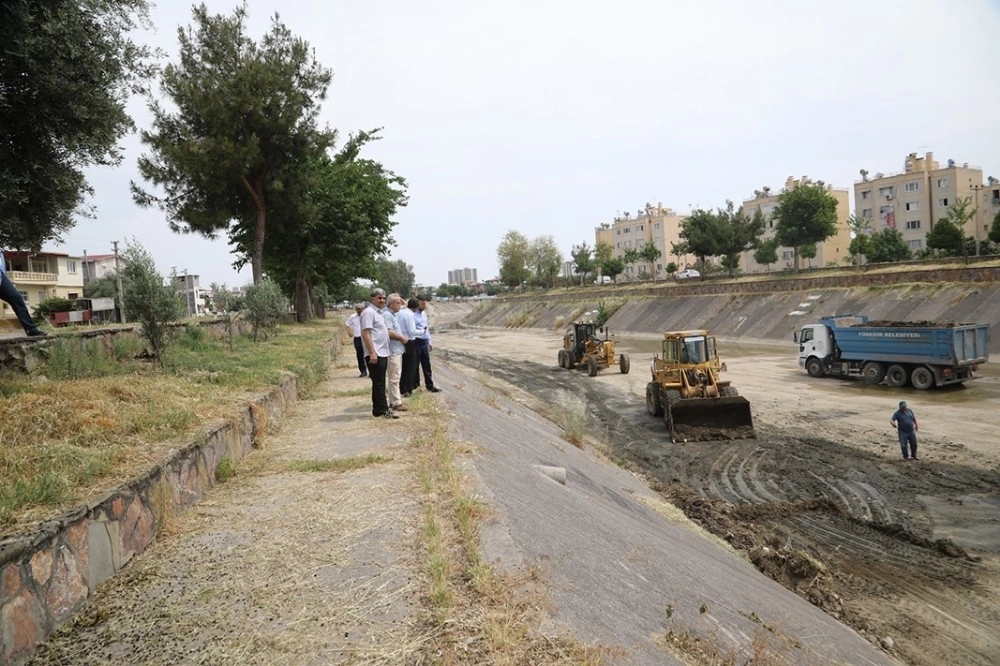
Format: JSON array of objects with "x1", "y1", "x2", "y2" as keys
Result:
[
  {"x1": 0, "y1": 378, "x2": 301, "y2": 666},
  {"x1": 460, "y1": 277, "x2": 1000, "y2": 353}
]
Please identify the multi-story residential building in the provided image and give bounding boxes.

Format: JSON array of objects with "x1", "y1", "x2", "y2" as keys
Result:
[
  {"x1": 447, "y1": 267, "x2": 478, "y2": 285},
  {"x1": 82, "y1": 253, "x2": 122, "y2": 285},
  {"x1": 741, "y1": 177, "x2": 852, "y2": 272},
  {"x1": 173, "y1": 273, "x2": 204, "y2": 316},
  {"x1": 854, "y1": 152, "x2": 984, "y2": 253},
  {"x1": 970, "y1": 176, "x2": 1000, "y2": 252},
  {"x1": 2, "y1": 251, "x2": 85, "y2": 324},
  {"x1": 595, "y1": 202, "x2": 694, "y2": 280}
]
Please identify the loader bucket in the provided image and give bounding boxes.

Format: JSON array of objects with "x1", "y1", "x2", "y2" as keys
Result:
[{"x1": 667, "y1": 396, "x2": 755, "y2": 442}]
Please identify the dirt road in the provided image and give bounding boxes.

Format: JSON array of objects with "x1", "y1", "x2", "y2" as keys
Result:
[{"x1": 436, "y1": 326, "x2": 1000, "y2": 666}]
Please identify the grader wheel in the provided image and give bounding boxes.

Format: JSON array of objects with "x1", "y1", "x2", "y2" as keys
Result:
[
  {"x1": 619, "y1": 354, "x2": 630, "y2": 374},
  {"x1": 587, "y1": 355, "x2": 599, "y2": 377}
]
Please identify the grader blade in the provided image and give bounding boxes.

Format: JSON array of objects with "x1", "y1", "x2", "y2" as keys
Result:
[{"x1": 667, "y1": 396, "x2": 755, "y2": 442}]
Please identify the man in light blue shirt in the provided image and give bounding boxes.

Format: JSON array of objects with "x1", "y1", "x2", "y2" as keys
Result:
[
  {"x1": 0, "y1": 251, "x2": 45, "y2": 337},
  {"x1": 413, "y1": 295, "x2": 440, "y2": 392},
  {"x1": 396, "y1": 297, "x2": 420, "y2": 396}
]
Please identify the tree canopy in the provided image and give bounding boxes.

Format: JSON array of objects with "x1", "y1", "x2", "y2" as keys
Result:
[
  {"x1": 678, "y1": 208, "x2": 722, "y2": 268},
  {"x1": 497, "y1": 231, "x2": 530, "y2": 287},
  {"x1": 571, "y1": 242, "x2": 596, "y2": 285},
  {"x1": 924, "y1": 217, "x2": 964, "y2": 256},
  {"x1": 376, "y1": 259, "x2": 416, "y2": 297},
  {"x1": 771, "y1": 184, "x2": 839, "y2": 271},
  {"x1": 867, "y1": 228, "x2": 911, "y2": 263},
  {"x1": 1, "y1": 0, "x2": 156, "y2": 250},
  {"x1": 527, "y1": 236, "x2": 563, "y2": 287},
  {"x1": 133, "y1": 2, "x2": 333, "y2": 284}
]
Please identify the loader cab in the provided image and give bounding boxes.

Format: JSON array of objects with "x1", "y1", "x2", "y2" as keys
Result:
[{"x1": 663, "y1": 333, "x2": 715, "y2": 365}]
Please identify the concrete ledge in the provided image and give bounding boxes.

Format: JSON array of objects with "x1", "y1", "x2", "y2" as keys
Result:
[{"x1": 0, "y1": 375, "x2": 299, "y2": 665}]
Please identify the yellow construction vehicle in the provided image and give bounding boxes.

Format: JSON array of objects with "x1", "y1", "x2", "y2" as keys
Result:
[
  {"x1": 646, "y1": 329, "x2": 754, "y2": 441},
  {"x1": 558, "y1": 321, "x2": 630, "y2": 376}
]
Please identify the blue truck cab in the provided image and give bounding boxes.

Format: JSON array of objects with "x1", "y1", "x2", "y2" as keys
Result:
[{"x1": 795, "y1": 314, "x2": 990, "y2": 389}]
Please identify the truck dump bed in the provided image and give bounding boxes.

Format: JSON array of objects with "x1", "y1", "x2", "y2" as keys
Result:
[{"x1": 824, "y1": 318, "x2": 990, "y2": 366}]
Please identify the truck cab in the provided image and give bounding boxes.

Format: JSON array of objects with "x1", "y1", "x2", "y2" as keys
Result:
[{"x1": 796, "y1": 324, "x2": 832, "y2": 372}]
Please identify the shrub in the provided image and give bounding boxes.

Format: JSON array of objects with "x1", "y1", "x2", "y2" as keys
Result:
[
  {"x1": 120, "y1": 239, "x2": 185, "y2": 365},
  {"x1": 243, "y1": 279, "x2": 287, "y2": 341}
]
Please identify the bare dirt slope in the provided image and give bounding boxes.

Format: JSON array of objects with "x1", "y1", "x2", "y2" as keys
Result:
[{"x1": 436, "y1": 326, "x2": 1000, "y2": 666}]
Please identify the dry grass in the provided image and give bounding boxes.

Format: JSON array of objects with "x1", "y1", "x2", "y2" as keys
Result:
[
  {"x1": 547, "y1": 389, "x2": 590, "y2": 447},
  {"x1": 0, "y1": 319, "x2": 336, "y2": 535},
  {"x1": 654, "y1": 602, "x2": 795, "y2": 666}
]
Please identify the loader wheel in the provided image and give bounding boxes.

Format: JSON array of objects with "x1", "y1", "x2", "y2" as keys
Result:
[
  {"x1": 910, "y1": 366, "x2": 935, "y2": 390},
  {"x1": 557, "y1": 350, "x2": 566, "y2": 369},
  {"x1": 619, "y1": 354, "x2": 630, "y2": 374},
  {"x1": 663, "y1": 390, "x2": 681, "y2": 439},
  {"x1": 566, "y1": 352, "x2": 576, "y2": 370},
  {"x1": 886, "y1": 364, "x2": 909, "y2": 388},
  {"x1": 587, "y1": 355, "x2": 599, "y2": 377},
  {"x1": 720, "y1": 386, "x2": 739, "y2": 397},
  {"x1": 862, "y1": 362, "x2": 886, "y2": 385},
  {"x1": 806, "y1": 357, "x2": 825, "y2": 378},
  {"x1": 646, "y1": 381, "x2": 663, "y2": 416}
]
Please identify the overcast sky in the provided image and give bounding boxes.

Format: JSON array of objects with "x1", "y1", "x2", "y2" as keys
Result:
[{"x1": 46, "y1": 0, "x2": 1000, "y2": 288}]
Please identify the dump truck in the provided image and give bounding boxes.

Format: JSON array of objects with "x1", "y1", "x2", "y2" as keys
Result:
[
  {"x1": 558, "y1": 321, "x2": 630, "y2": 376},
  {"x1": 646, "y1": 329, "x2": 754, "y2": 441},
  {"x1": 795, "y1": 314, "x2": 990, "y2": 389}
]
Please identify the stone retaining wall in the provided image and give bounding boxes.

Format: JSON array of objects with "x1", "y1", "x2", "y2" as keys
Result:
[{"x1": 0, "y1": 376, "x2": 300, "y2": 665}]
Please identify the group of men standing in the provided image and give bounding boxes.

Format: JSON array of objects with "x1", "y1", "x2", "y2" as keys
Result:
[{"x1": 345, "y1": 288, "x2": 439, "y2": 419}]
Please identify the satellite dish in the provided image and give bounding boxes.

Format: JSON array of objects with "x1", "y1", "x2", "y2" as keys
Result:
[{"x1": 947, "y1": 159, "x2": 956, "y2": 167}]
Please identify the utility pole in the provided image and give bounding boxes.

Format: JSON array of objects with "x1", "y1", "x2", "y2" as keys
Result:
[
  {"x1": 113, "y1": 241, "x2": 127, "y2": 324},
  {"x1": 970, "y1": 184, "x2": 983, "y2": 257}
]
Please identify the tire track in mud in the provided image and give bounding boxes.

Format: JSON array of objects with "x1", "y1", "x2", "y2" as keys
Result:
[{"x1": 441, "y1": 349, "x2": 1000, "y2": 665}]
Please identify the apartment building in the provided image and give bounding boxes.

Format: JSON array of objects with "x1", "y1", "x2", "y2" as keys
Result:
[
  {"x1": 741, "y1": 177, "x2": 852, "y2": 272},
  {"x1": 594, "y1": 202, "x2": 695, "y2": 279},
  {"x1": 447, "y1": 267, "x2": 478, "y2": 285},
  {"x1": 854, "y1": 152, "x2": 985, "y2": 252},
  {"x1": 2, "y1": 251, "x2": 85, "y2": 324},
  {"x1": 82, "y1": 253, "x2": 121, "y2": 285}
]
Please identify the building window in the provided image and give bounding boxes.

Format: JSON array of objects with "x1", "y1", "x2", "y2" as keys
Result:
[
  {"x1": 907, "y1": 239, "x2": 923, "y2": 250},
  {"x1": 904, "y1": 181, "x2": 920, "y2": 192},
  {"x1": 637, "y1": 224, "x2": 643, "y2": 231},
  {"x1": 878, "y1": 186, "x2": 893, "y2": 197},
  {"x1": 905, "y1": 201, "x2": 920, "y2": 211},
  {"x1": 861, "y1": 190, "x2": 871, "y2": 200},
  {"x1": 937, "y1": 198, "x2": 949, "y2": 207},
  {"x1": 654, "y1": 222, "x2": 660, "y2": 230},
  {"x1": 781, "y1": 250, "x2": 793, "y2": 260},
  {"x1": 19, "y1": 291, "x2": 29, "y2": 303},
  {"x1": 862, "y1": 208, "x2": 872, "y2": 218},
  {"x1": 906, "y1": 220, "x2": 921, "y2": 230},
  {"x1": 936, "y1": 178, "x2": 949, "y2": 188},
  {"x1": 68, "y1": 292, "x2": 79, "y2": 299},
  {"x1": 66, "y1": 260, "x2": 77, "y2": 274}
]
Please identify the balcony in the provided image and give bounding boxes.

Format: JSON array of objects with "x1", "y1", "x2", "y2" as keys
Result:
[{"x1": 8, "y1": 270, "x2": 58, "y2": 283}]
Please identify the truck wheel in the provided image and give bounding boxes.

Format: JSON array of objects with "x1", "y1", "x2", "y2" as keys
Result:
[
  {"x1": 806, "y1": 357, "x2": 825, "y2": 378},
  {"x1": 587, "y1": 356, "x2": 599, "y2": 377},
  {"x1": 862, "y1": 362, "x2": 886, "y2": 385},
  {"x1": 646, "y1": 381, "x2": 663, "y2": 416},
  {"x1": 886, "y1": 364, "x2": 909, "y2": 388},
  {"x1": 911, "y1": 366, "x2": 935, "y2": 390},
  {"x1": 619, "y1": 354, "x2": 630, "y2": 374}
]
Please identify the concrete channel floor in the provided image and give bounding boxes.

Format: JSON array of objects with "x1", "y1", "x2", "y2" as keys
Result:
[{"x1": 29, "y1": 359, "x2": 899, "y2": 665}]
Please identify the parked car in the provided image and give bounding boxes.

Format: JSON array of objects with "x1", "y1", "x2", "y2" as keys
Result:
[
  {"x1": 675, "y1": 269, "x2": 701, "y2": 280},
  {"x1": 594, "y1": 275, "x2": 612, "y2": 285}
]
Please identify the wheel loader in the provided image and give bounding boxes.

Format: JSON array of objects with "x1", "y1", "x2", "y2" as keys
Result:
[
  {"x1": 558, "y1": 321, "x2": 630, "y2": 376},
  {"x1": 645, "y1": 329, "x2": 754, "y2": 441}
]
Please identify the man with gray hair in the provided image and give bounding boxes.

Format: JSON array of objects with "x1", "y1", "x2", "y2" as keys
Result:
[
  {"x1": 360, "y1": 288, "x2": 396, "y2": 419},
  {"x1": 383, "y1": 293, "x2": 409, "y2": 412}
]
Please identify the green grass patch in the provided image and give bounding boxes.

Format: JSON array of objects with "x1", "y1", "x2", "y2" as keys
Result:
[{"x1": 281, "y1": 454, "x2": 391, "y2": 473}]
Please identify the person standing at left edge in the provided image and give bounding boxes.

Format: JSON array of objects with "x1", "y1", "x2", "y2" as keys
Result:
[
  {"x1": 890, "y1": 400, "x2": 918, "y2": 460},
  {"x1": 0, "y1": 250, "x2": 46, "y2": 337},
  {"x1": 360, "y1": 288, "x2": 397, "y2": 419}
]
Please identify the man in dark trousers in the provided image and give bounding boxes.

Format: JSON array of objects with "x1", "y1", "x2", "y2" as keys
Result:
[
  {"x1": 1, "y1": 251, "x2": 45, "y2": 337},
  {"x1": 398, "y1": 297, "x2": 420, "y2": 396},
  {"x1": 359, "y1": 288, "x2": 397, "y2": 419},
  {"x1": 890, "y1": 400, "x2": 919, "y2": 460},
  {"x1": 344, "y1": 303, "x2": 366, "y2": 377},
  {"x1": 413, "y1": 295, "x2": 440, "y2": 392}
]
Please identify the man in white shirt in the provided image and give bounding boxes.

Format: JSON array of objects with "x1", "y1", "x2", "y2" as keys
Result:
[
  {"x1": 344, "y1": 304, "x2": 366, "y2": 377},
  {"x1": 360, "y1": 288, "x2": 396, "y2": 419}
]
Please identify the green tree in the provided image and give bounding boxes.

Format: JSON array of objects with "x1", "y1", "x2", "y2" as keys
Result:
[
  {"x1": 243, "y1": 279, "x2": 288, "y2": 341},
  {"x1": 665, "y1": 261, "x2": 678, "y2": 276},
  {"x1": 528, "y1": 235, "x2": 562, "y2": 287},
  {"x1": 375, "y1": 259, "x2": 416, "y2": 298},
  {"x1": 799, "y1": 243, "x2": 817, "y2": 268},
  {"x1": 639, "y1": 242, "x2": 662, "y2": 280},
  {"x1": 772, "y1": 183, "x2": 838, "y2": 271},
  {"x1": 601, "y1": 257, "x2": 625, "y2": 283},
  {"x1": 753, "y1": 238, "x2": 779, "y2": 271},
  {"x1": 847, "y1": 235, "x2": 872, "y2": 266},
  {"x1": 133, "y1": 3, "x2": 334, "y2": 284},
  {"x1": 120, "y1": 240, "x2": 185, "y2": 366},
  {"x1": 571, "y1": 242, "x2": 596, "y2": 285},
  {"x1": 1, "y1": 0, "x2": 156, "y2": 250},
  {"x1": 989, "y1": 210, "x2": 1000, "y2": 245},
  {"x1": 942, "y1": 197, "x2": 975, "y2": 260},
  {"x1": 595, "y1": 241, "x2": 614, "y2": 265},
  {"x1": 622, "y1": 247, "x2": 641, "y2": 280},
  {"x1": 679, "y1": 209, "x2": 724, "y2": 268},
  {"x1": 846, "y1": 214, "x2": 873, "y2": 266},
  {"x1": 867, "y1": 228, "x2": 911, "y2": 264},
  {"x1": 497, "y1": 230, "x2": 531, "y2": 287},
  {"x1": 83, "y1": 274, "x2": 119, "y2": 299},
  {"x1": 925, "y1": 217, "x2": 964, "y2": 257},
  {"x1": 716, "y1": 203, "x2": 764, "y2": 277}
]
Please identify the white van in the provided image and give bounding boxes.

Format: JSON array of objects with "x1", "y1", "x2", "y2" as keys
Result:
[{"x1": 595, "y1": 275, "x2": 612, "y2": 285}]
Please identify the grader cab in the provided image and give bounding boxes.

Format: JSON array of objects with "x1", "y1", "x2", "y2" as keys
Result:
[
  {"x1": 558, "y1": 322, "x2": 630, "y2": 376},
  {"x1": 646, "y1": 330, "x2": 754, "y2": 441}
]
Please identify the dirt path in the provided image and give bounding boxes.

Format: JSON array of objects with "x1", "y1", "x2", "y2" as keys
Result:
[{"x1": 436, "y1": 326, "x2": 1000, "y2": 666}]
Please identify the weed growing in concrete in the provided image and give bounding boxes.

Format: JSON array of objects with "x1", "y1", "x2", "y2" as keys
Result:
[
  {"x1": 215, "y1": 456, "x2": 235, "y2": 482},
  {"x1": 552, "y1": 389, "x2": 590, "y2": 447}
]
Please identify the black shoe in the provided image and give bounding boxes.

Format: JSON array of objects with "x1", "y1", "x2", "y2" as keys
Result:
[
  {"x1": 359, "y1": 372, "x2": 367, "y2": 377},
  {"x1": 427, "y1": 386, "x2": 441, "y2": 393},
  {"x1": 26, "y1": 329, "x2": 47, "y2": 338},
  {"x1": 381, "y1": 410, "x2": 399, "y2": 420}
]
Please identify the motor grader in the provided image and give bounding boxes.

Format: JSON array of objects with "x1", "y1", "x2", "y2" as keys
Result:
[
  {"x1": 645, "y1": 329, "x2": 754, "y2": 441},
  {"x1": 558, "y1": 321, "x2": 630, "y2": 376}
]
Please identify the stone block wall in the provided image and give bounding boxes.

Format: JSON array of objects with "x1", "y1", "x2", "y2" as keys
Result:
[{"x1": 0, "y1": 377, "x2": 299, "y2": 665}]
